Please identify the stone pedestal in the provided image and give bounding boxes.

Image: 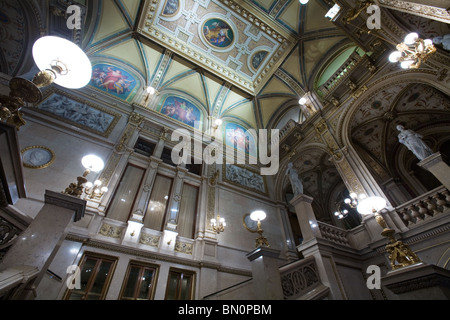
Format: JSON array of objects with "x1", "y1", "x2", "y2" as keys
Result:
[
  {"x1": 382, "y1": 263, "x2": 450, "y2": 300},
  {"x1": 246, "y1": 247, "x2": 284, "y2": 300},
  {"x1": 0, "y1": 190, "x2": 86, "y2": 298},
  {"x1": 418, "y1": 152, "x2": 450, "y2": 190},
  {"x1": 289, "y1": 194, "x2": 321, "y2": 242}
]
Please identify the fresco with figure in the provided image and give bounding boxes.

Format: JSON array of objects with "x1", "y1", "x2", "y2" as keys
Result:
[
  {"x1": 225, "y1": 122, "x2": 257, "y2": 157},
  {"x1": 90, "y1": 63, "x2": 139, "y2": 102},
  {"x1": 159, "y1": 96, "x2": 203, "y2": 129}
]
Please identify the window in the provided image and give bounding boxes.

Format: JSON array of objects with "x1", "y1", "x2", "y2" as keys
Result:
[
  {"x1": 119, "y1": 262, "x2": 159, "y2": 300},
  {"x1": 161, "y1": 147, "x2": 176, "y2": 166},
  {"x1": 106, "y1": 164, "x2": 146, "y2": 222},
  {"x1": 177, "y1": 183, "x2": 199, "y2": 239},
  {"x1": 165, "y1": 269, "x2": 195, "y2": 300},
  {"x1": 143, "y1": 174, "x2": 173, "y2": 231},
  {"x1": 134, "y1": 138, "x2": 156, "y2": 157},
  {"x1": 64, "y1": 253, "x2": 117, "y2": 300}
]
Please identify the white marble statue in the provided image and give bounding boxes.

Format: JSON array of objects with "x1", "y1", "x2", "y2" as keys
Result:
[
  {"x1": 433, "y1": 34, "x2": 450, "y2": 51},
  {"x1": 286, "y1": 162, "x2": 303, "y2": 196},
  {"x1": 397, "y1": 125, "x2": 433, "y2": 160}
]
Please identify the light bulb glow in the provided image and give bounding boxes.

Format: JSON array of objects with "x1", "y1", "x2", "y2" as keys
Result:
[{"x1": 32, "y1": 36, "x2": 91, "y2": 89}]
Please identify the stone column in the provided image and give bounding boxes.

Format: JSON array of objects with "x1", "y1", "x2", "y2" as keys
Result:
[
  {"x1": 246, "y1": 247, "x2": 284, "y2": 300},
  {"x1": 0, "y1": 190, "x2": 86, "y2": 297},
  {"x1": 418, "y1": 152, "x2": 450, "y2": 190},
  {"x1": 289, "y1": 194, "x2": 321, "y2": 243}
]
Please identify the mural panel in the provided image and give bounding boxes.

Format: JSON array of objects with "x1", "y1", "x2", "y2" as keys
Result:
[
  {"x1": 202, "y1": 18, "x2": 234, "y2": 49},
  {"x1": 158, "y1": 96, "x2": 203, "y2": 129},
  {"x1": 90, "y1": 63, "x2": 139, "y2": 101},
  {"x1": 224, "y1": 122, "x2": 257, "y2": 157},
  {"x1": 36, "y1": 90, "x2": 120, "y2": 137}
]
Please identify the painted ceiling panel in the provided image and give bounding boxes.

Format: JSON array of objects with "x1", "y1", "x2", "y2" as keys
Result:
[
  {"x1": 259, "y1": 96, "x2": 292, "y2": 128},
  {"x1": 280, "y1": 46, "x2": 303, "y2": 88},
  {"x1": 99, "y1": 38, "x2": 146, "y2": 76},
  {"x1": 303, "y1": 0, "x2": 333, "y2": 32},
  {"x1": 167, "y1": 73, "x2": 207, "y2": 108},
  {"x1": 303, "y1": 36, "x2": 345, "y2": 81},
  {"x1": 223, "y1": 101, "x2": 257, "y2": 129},
  {"x1": 204, "y1": 76, "x2": 225, "y2": 113},
  {"x1": 138, "y1": 0, "x2": 296, "y2": 95},
  {"x1": 161, "y1": 56, "x2": 197, "y2": 88},
  {"x1": 259, "y1": 76, "x2": 297, "y2": 96},
  {"x1": 221, "y1": 90, "x2": 250, "y2": 118},
  {"x1": 91, "y1": 0, "x2": 130, "y2": 45},
  {"x1": 277, "y1": 0, "x2": 300, "y2": 32},
  {"x1": 119, "y1": 0, "x2": 141, "y2": 22},
  {"x1": 141, "y1": 42, "x2": 166, "y2": 83}
]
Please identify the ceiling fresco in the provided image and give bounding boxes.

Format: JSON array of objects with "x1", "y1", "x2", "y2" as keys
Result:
[{"x1": 80, "y1": 0, "x2": 348, "y2": 132}]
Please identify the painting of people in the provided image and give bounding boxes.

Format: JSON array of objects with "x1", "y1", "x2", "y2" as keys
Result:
[
  {"x1": 159, "y1": 96, "x2": 202, "y2": 129},
  {"x1": 162, "y1": 0, "x2": 179, "y2": 17},
  {"x1": 225, "y1": 123, "x2": 257, "y2": 156},
  {"x1": 90, "y1": 63, "x2": 138, "y2": 101},
  {"x1": 202, "y1": 19, "x2": 234, "y2": 49}
]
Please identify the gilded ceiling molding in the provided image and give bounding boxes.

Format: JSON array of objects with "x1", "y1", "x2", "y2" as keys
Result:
[
  {"x1": 378, "y1": 0, "x2": 450, "y2": 24},
  {"x1": 137, "y1": 0, "x2": 295, "y2": 95}
]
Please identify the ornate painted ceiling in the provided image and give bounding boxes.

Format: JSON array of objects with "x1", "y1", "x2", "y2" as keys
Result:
[{"x1": 81, "y1": 0, "x2": 348, "y2": 131}]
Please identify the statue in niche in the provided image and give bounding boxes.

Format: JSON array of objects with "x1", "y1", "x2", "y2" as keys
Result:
[
  {"x1": 396, "y1": 125, "x2": 433, "y2": 160},
  {"x1": 286, "y1": 162, "x2": 303, "y2": 196}
]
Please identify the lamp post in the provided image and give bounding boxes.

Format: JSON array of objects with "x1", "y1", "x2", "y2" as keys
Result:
[
  {"x1": 250, "y1": 210, "x2": 270, "y2": 248},
  {"x1": 63, "y1": 155, "x2": 106, "y2": 198},
  {"x1": 357, "y1": 196, "x2": 421, "y2": 270},
  {"x1": 0, "y1": 36, "x2": 92, "y2": 128}
]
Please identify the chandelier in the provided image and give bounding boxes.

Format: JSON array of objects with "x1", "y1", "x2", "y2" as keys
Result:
[
  {"x1": 388, "y1": 32, "x2": 436, "y2": 69},
  {"x1": 334, "y1": 192, "x2": 366, "y2": 220}
]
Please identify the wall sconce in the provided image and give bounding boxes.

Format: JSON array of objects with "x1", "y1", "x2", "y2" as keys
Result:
[
  {"x1": 144, "y1": 86, "x2": 157, "y2": 103},
  {"x1": 212, "y1": 118, "x2": 223, "y2": 132},
  {"x1": 389, "y1": 32, "x2": 436, "y2": 69},
  {"x1": 210, "y1": 214, "x2": 226, "y2": 234},
  {"x1": 63, "y1": 155, "x2": 105, "y2": 198},
  {"x1": 357, "y1": 196, "x2": 422, "y2": 270},
  {"x1": 250, "y1": 210, "x2": 270, "y2": 248},
  {"x1": 0, "y1": 36, "x2": 91, "y2": 128}
]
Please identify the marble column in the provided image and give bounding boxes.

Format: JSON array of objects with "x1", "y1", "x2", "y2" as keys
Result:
[
  {"x1": 418, "y1": 152, "x2": 450, "y2": 190},
  {"x1": 0, "y1": 190, "x2": 86, "y2": 298},
  {"x1": 289, "y1": 194, "x2": 321, "y2": 243},
  {"x1": 246, "y1": 247, "x2": 284, "y2": 300}
]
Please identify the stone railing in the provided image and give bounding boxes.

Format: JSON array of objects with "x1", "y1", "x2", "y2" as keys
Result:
[
  {"x1": 394, "y1": 186, "x2": 449, "y2": 226},
  {"x1": 317, "y1": 221, "x2": 351, "y2": 247},
  {"x1": 279, "y1": 256, "x2": 326, "y2": 300}
]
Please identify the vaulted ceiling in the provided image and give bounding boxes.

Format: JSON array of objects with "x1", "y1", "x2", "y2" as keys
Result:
[{"x1": 81, "y1": 0, "x2": 348, "y2": 131}]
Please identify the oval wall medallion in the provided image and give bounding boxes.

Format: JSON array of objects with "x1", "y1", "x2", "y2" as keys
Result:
[{"x1": 201, "y1": 18, "x2": 234, "y2": 49}]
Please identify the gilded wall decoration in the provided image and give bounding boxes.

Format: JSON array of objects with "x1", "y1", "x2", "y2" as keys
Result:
[
  {"x1": 140, "y1": 233, "x2": 161, "y2": 247},
  {"x1": 21, "y1": 146, "x2": 55, "y2": 169},
  {"x1": 99, "y1": 223, "x2": 124, "y2": 239},
  {"x1": 138, "y1": 0, "x2": 295, "y2": 95},
  {"x1": 175, "y1": 240, "x2": 193, "y2": 255}
]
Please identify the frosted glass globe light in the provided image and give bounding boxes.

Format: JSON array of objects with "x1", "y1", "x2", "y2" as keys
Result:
[
  {"x1": 404, "y1": 32, "x2": 419, "y2": 45},
  {"x1": 82, "y1": 155, "x2": 105, "y2": 173},
  {"x1": 389, "y1": 51, "x2": 402, "y2": 63},
  {"x1": 250, "y1": 210, "x2": 267, "y2": 221},
  {"x1": 299, "y1": 97, "x2": 307, "y2": 105},
  {"x1": 357, "y1": 196, "x2": 386, "y2": 216},
  {"x1": 299, "y1": 0, "x2": 309, "y2": 4},
  {"x1": 32, "y1": 36, "x2": 92, "y2": 89}
]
